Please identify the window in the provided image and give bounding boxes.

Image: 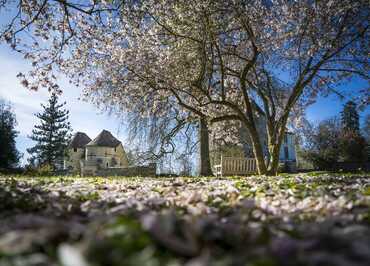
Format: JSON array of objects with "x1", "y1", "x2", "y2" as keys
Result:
[
  {"x1": 284, "y1": 134, "x2": 288, "y2": 144},
  {"x1": 114, "y1": 147, "x2": 117, "y2": 152},
  {"x1": 284, "y1": 146, "x2": 289, "y2": 160},
  {"x1": 74, "y1": 148, "x2": 77, "y2": 152}
]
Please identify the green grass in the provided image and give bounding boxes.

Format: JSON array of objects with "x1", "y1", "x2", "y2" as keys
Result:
[{"x1": 0, "y1": 172, "x2": 369, "y2": 266}]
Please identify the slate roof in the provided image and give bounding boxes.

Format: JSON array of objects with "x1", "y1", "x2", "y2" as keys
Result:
[
  {"x1": 86, "y1": 130, "x2": 121, "y2": 147},
  {"x1": 68, "y1": 132, "x2": 92, "y2": 149}
]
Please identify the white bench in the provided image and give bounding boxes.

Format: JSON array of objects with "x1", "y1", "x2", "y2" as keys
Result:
[{"x1": 214, "y1": 156, "x2": 257, "y2": 177}]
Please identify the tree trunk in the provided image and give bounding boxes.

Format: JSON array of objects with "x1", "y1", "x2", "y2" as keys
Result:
[
  {"x1": 267, "y1": 144, "x2": 281, "y2": 176},
  {"x1": 247, "y1": 126, "x2": 268, "y2": 175},
  {"x1": 267, "y1": 127, "x2": 286, "y2": 176},
  {"x1": 198, "y1": 117, "x2": 213, "y2": 176},
  {"x1": 241, "y1": 117, "x2": 287, "y2": 176}
]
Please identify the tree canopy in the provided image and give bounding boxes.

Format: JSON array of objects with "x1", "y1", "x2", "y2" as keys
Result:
[
  {"x1": 27, "y1": 93, "x2": 72, "y2": 169},
  {"x1": 0, "y1": 100, "x2": 20, "y2": 169},
  {"x1": 341, "y1": 101, "x2": 360, "y2": 133},
  {"x1": 1, "y1": 0, "x2": 369, "y2": 175}
]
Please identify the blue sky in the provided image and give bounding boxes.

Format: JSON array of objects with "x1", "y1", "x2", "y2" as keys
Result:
[{"x1": 0, "y1": 43, "x2": 369, "y2": 165}]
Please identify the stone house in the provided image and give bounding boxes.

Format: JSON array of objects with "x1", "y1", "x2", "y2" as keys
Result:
[
  {"x1": 64, "y1": 130, "x2": 129, "y2": 175},
  {"x1": 64, "y1": 132, "x2": 92, "y2": 173}
]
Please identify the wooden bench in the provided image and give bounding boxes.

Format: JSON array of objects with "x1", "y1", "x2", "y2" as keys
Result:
[{"x1": 214, "y1": 156, "x2": 257, "y2": 177}]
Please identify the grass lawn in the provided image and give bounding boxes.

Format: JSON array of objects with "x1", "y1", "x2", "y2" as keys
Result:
[{"x1": 0, "y1": 172, "x2": 370, "y2": 266}]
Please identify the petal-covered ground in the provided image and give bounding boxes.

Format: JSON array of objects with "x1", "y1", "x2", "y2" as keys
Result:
[{"x1": 0, "y1": 173, "x2": 369, "y2": 266}]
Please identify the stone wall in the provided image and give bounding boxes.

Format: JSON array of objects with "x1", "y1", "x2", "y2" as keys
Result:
[{"x1": 95, "y1": 163, "x2": 156, "y2": 177}]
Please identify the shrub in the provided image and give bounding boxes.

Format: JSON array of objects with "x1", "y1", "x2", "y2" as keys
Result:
[
  {"x1": 338, "y1": 130, "x2": 367, "y2": 162},
  {"x1": 300, "y1": 117, "x2": 369, "y2": 170},
  {"x1": 23, "y1": 164, "x2": 54, "y2": 176},
  {"x1": 36, "y1": 164, "x2": 54, "y2": 176}
]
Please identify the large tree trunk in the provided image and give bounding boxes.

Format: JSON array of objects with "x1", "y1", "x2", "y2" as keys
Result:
[
  {"x1": 198, "y1": 117, "x2": 213, "y2": 176},
  {"x1": 241, "y1": 118, "x2": 287, "y2": 176},
  {"x1": 247, "y1": 125, "x2": 268, "y2": 175},
  {"x1": 267, "y1": 143, "x2": 281, "y2": 176},
  {"x1": 266, "y1": 125, "x2": 287, "y2": 176}
]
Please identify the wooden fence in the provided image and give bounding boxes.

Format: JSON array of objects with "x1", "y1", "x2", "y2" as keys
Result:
[{"x1": 214, "y1": 156, "x2": 257, "y2": 177}]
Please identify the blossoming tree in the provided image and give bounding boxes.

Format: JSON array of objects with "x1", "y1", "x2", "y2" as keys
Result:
[{"x1": 1, "y1": 0, "x2": 369, "y2": 175}]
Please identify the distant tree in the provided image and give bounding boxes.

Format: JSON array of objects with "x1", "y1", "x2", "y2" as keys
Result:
[
  {"x1": 127, "y1": 112, "x2": 199, "y2": 176},
  {"x1": 123, "y1": 104, "x2": 199, "y2": 175},
  {"x1": 27, "y1": 93, "x2": 72, "y2": 169},
  {"x1": 0, "y1": 100, "x2": 20, "y2": 169},
  {"x1": 338, "y1": 130, "x2": 367, "y2": 162},
  {"x1": 301, "y1": 117, "x2": 342, "y2": 170},
  {"x1": 362, "y1": 114, "x2": 370, "y2": 142},
  {"x1": 362, "y1": 115, "x2": 370, "y2": 161},
  {"x1": 339, "y1": 101, "x2": 367, "y2": 162},
  {"x1": 302, "y1": 112, "x2": 368, "y2": 169},
  {"x1": 341, "y1": 101, "x2": 360, "y2": 133}
]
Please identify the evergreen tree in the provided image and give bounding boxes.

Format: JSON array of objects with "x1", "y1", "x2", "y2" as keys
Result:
[
  {"x1": 27, "y1": 93, "x2": 72, "y2": 169},
  {"x1": 340, "y1": 101, "x2": 367, "y2": 162},
  {"x1": 341, "y1": 101, "x2": 360, "y2": 133},
  {"x1": 0, "y1": 99, "x2": 20, "y2": 169}
]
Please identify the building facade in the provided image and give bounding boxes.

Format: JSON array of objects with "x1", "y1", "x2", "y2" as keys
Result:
[
  {"x1": 64, "y1": 130, "x2": 129, "y2": 176},
  {"x1": 64, "y1": 132, "x2": 92, "y2": 173},
  {"x1": 211, "y1": 115, "x2": 298, "y2": 173}
]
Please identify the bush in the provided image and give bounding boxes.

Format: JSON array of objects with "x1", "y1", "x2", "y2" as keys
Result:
[
  {"x1": 300, "y1": 117, "x2": 369, "y2": 170},
  {"x1": 23, "y1": 164, "x2": 54, "y2": 176},
  {"x1": 0, "y1": 167, "x2": 24, "y2": 175},
  {"x1": 338, "y1": 131, "x2": 367, "y2": 162},
  {"x1": 302, "y1": 151, "x2": 337, "y2": 170},
  {"x1": 36, "y1": 164, "x2": 54, "y2": 176}
]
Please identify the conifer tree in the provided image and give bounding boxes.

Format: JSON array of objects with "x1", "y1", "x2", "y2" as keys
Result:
[
  {"x1": 27, "y1": 93, "x2": 72, "y2": 169},
  {"x1": 0, "y1": 99, "x2": 20, "y2": 169},
  {"x1": 340, "y1": 101, "x2": 366, "y2": 162},
  {"x1": 341, "y1": 101, "x2": 360, "y2": 133}
]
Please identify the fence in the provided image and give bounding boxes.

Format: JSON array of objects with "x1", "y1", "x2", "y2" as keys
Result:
[{"x1": 214, "y1": 157, "x2": 257, "y2": 177}]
